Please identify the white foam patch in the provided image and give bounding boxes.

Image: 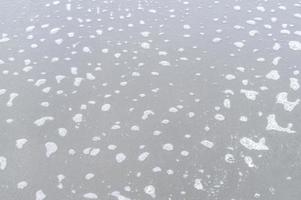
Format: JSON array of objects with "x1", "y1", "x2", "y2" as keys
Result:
[
  {"x1": 111, "y1": 191, "x2": 131, "y2": 200},
  {"x1": 141, "y1": 42, "x2": 150, "y2": 49},
  {"x1": 86, "y1": 73, "x2": 95, "y2": 80},
  {"x1": 240, "y1": 89, "x2": 259, "y2": 101},
  {"x1": 169, "y1": 107, "x2": 178, "y2": 113},
  {"x1": 73, "y1": 77, "x2": 83, "y2": 87},
  {"x1": 85, "y1": 173, "x2": 95, "y2": 180},
  {"x1": 212, "y1": 37, "x2": 222, "y2": 43},
  {"x1": 272, "y1": 57, "x2": 281, "y2": 66},
  {"x1": 225, "y1": 74, "x2": 236, "y2": 80},
  {"x1": 115, "y1": 153, "x2": 126, "y2": 163},
  {"x1": 0, "y1": 89, "x2": 7, "y2": 96},
  {"x1": 294, "y1": 13, "x2": 301, "y2": 18},
  {"x1": 57, "y1": 174, "x2": 65, "y2": 189},
  {"x1": 224, "y1": 154, "x2": 235, "y2": 163},
  {"x1": 35, "y1": 79, "x2": 47, "y2": 87},
  {"x1": 17, "y1": 181, "x2": 28, "y2": 189},
  {"x1": 265, "y1": 70, "x2": 280, "y2": 80},
  {"x1": 34, "y1": 116, "x2": 54, "y2": 126},
  {"x1": 140, "y1": 31, "x2": 150, "y2": 37},
  {"x1": 0, "y1": 156, "x2": 7, "y2": 170},
  {"x1": 55, "y1": 38, "x2": 63, "y2": 45},
  {"x1": 289, "y1": 41, "x2": 301, "y2": 50},
  {"x1": 200, "y1": 140, "x2": 214, "y2": 148},
  {"x1": 290, "y1": 78, "x2": 300, "y2": 91},
  {"x1": 144, "y1": 185, "x2": 156, "y2": 198},
  {"x1": 183, "y1": 24, "x2": 191, "y2": 29},
  {"x1": 244, "y1": 156, "x2": 255, "y2": 168},
  {"x1": 45, "y1": 142, "x2": 58, "y2": 157},
  {"x1": 25, "y1": 25, "x2": 35, "y2": 32},
  {"x1": 162, "y1": 143, "x2": 174, "y2": 151},
  {"x1": 214, "y1": 114, "x2": 225, "y2": 121},
  {"x1": 240, "y1": 137, "x2": 269, "y2": 150},
  {"x1": 234, "y1": 41, "x2": 244, "y2": 48},
  {"x1": 138, "y1": 152, "x2": 150, "y2": 161},
  {"x1": 101, "y1": 103, "x2": 111, "y2": 111},
  {"x1": 223, "y1": 99, "x2": 231, "y2": 108},
  {"x1": 294, "y1": 31, "x2": 301, "y2": 36},
  {"x1": 130, "y1": 125, "x2": 140, "y2": 131},
  {"x1": 36, "y1": 190, "x2": 46, "y2": 200},
  {"x1": 16, "y1": 138, "x2": 28, "y2": 149},
  {"x1": 73, "y1": 113, "x2": 83, "y2": 123},
  {"x1": 159, "y1": 61, "x2": 171, "y2": 66},
  {"x1": 266, "y1": 114, "x2": 295, "y2": 133},
  {"x1": 49, "y1": 27, "x2": 61, "y2": 34},
  {"x1": 83, "y1": 148, "x2": 100, "y2": 156},
  {"x1": 58, "y1": 128, "x2": 67, "y2": 137},
  {"x1": 249, "y1": 30, "x2": 259, "y2": 36},
  {"x1": 276, "y1": 92, "x2": 300, "y2": 111},
  {"x1": 83, "y1": 46, "x2": 92, "y2": 53},
  {"x1": 66, "y1": 3, "x2": 71, "y2": 11},
  {"x1": 142, "y1": 110, "x2": 154, "y2": 120},
  {"x1": 233, "y1": 5, "x2": 241, "y2": 10},
  {"x1": 6, "y1": 93, "x2": 19, "y2": 107},
  {"x1": 83, "y1": 193, "x2": 98, "y2": 199},
  {"x1": 194, "y1": 179, "x2": 204, "y2": 190},
  {"x1": 0, "y1": 37, "x2": 10, "y2": 43},
  {"x1": 273, "y1": 42, "x2": 281, "y2": 50}
]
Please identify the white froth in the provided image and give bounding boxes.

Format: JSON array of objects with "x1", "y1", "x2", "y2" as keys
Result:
[
  {"x1": 83, "y1": 46, "x2": 92, "y2": 53},
  {"x1": 225, "y1": 154, "x2": 235, "y2": 163},
  {"x1": 272, "y1": 57, "x2": 281, "y2": 66},
  {"x1": 234, "y1": 41, "x2": 244, "y2": 48},
  {"x1": 49, "y1": 27, "x2": 61, "y2": 34},
  {"x1": 83, "y1": 193, "x2": 98, "y2": 199},
  {"x1": 265, "y1": 70, "x2": 280, "y2": 80},
  {"x1": 194, "y1": 179, "x2": 204, "y2": 190},
  {"x1": 140, "y1": 31, "x2": 150, "y2": 37},
  {"x1": 16, "y1": 138, "x2": 28, "y2": 149},
  {"x1": 244, "y1": 156, "x2": 255, "y2": 168},
  {"x1": 73, "y1": 77, "x2": 83, "y2": 87},
  {"x1": 45, "y1": 142, "x2": 58, "y2": 157},
  {"x1": 273, "y1": 42, "x2": 281, "y2": 50},
  {"x1": 34, "y1": 116, "x2": 54, "y2": 126},
  {"x1": 240, "y1": 137, "x2": 269, "y2": 150},
  {"x1": 111, "y1": 191, "x2": 131, "y2": 200},
  {"x1": 115, "y1": 153, "x2": 126, "y2": 163},
  {"x1": 276, "y1": 92, "x2": 300, "y2": 112},
  {"x1": 58, "y1": 128, "x2": 67, "y2": 137},
  {"x1": 289, "y1": 41, "x2": 301, "y2": 50},
  {"x1": 73, "y1": 113, "x2": 83, "y2": 123},
  {"x1": 214, "y1": 114, "x2": 225, "y2": 121},
  {"x1": 6, "y1": 93, "x2": 19, "y2": 107},
  {"x1": 142, "y1": 110, "x2": 154, "y2": 120},
  {"x1": 162, "y1": 143, "x2": 174, "y2": 151},
  {"x1": 141, "y1": 42, "x2": 150, "y2": 49},
  {"x1": 266, "y1": 114, "x2": 295, "y2": 133},
  {"x1": 223, "y1": 99, "x2": 231, "y2": 108},
  {"x1": 144, "y1": 185, "x2": 156, "y2": 198},
  {"x1": 240, "y1": 89, "x2": 259, "y2": 101},
  {"x1": 0, "y1": 156, "x2": 7, "y2": 170},
  {"x1": 159, "y1": 61, "x2": 171, "y2": 66},
  {"x1": 85, "y1": 173, "x2": 95, "y2": 180},
  {"x1": 200, "y1": 140, "x2": 214, "y2": 148},
  {"x1": 36, "y1": 190, "x2": 46, "y2": 200},
  {"x1": 289, "y1": 78, "x2": 300, "y2": 91},
  {"x1": 101, "y1": 103, "x2": 111, "y2": 111},
  {"x1": 17, "y1": 181, "x2": 28, "y2": 189},
  {"x1": 138, "y1": 152, "x2": 150, "y2": 161}
]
